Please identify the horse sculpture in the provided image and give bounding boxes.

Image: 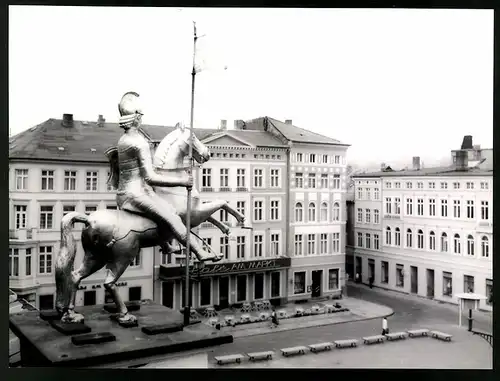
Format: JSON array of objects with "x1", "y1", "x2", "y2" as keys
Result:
[{"x1": 55, "y1": 123, "x2": 246, "y2": 324}]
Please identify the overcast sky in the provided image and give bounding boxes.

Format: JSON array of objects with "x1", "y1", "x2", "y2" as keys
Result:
[{"x1": 9, "y1": 7, "x2": 493, "y2": 167}]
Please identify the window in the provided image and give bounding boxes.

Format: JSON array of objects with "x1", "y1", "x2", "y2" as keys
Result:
[
  {"x1": 237, "y1": 236, "x2": 246, "y2": 259},
  {"x1": 417, "y1": 199, "x2": 423, "y2": 216},
  {"x1": 395, "y1": 182, "x2": 401, "y2": 189},
  {"x1": 429, "y1": 199, "x2": 436, "y2": 216},
  {"x1": 219, "y1": 168, "x2": 229, "y2": 187},
  {"x1": 357, "y1": 208, "x2": 363, "y2": 223},
  {"x1": 220, "y1": 236, "x2": 229, "y2": 259},
  {"x1": 320, "y1": 233, "x2": 328, "y2": 254},
  {"x1": 453, "y1": 181, "x2": 460, "y2": 189},
  {"x1": 406, "y1": 198, "x2": 413, "y2": 215},
  {"x1": 14, "y1": 205, "x2": 27, "y2": 229},
  {"x1": 334, "y1": 155, "x2": 340, "y2": 164},
  {"x1": 296, "y1": 153, "x2": 303, "y2": 162},
  {"x1": 464, "y1": 275, "x2": 474, "y2": 293},
  {"x1": 253, "y1": 169, "x2": 263, "y2": 188},
  {"x1": 130, "y1": 253, "x2": 141, "y2": 267},
  {"x1": 406, "y1": 181, "x2": 412, "y2": 189},
  {"x1": 486, "y1": 279, "x2": 493, "y2": 305},
  {"x1": 333, "y1": 202, "x2": 340, "y2": 221},
  {"x1": 385, "y1": 182, "x2": 392, "y2": 189},
  {"x1": 254, "y1": 273, "x2": 264, "y2": 300},
  {"x1": 85, "y1": 205, "x2": 97, "y2": 216},
  {"x1": 41, "y1": 170, "x2": 54, "y2": 191},
  {"x1": 453, "y1": 200, "x2": 461, "y2": 218},
  {"x1": 394, "y1": 198, "x2": 401, "y2": 215},
  {"x1": 15, "y1": 169, "x2": 28, "y2": 190},
  {"x1": 467, "y1": 235, "x2": 474, "y2": 256},
  {"x1": 309, "y1": 154, "x2": 316, "y2": 163},
  {"x1": 39, "y1": 206, "x2": 54, "y2": 230},
  {"x1": 366, "y1": 188, "x2": 371, "y2": 200},
  {"x1": 64, "y1": 170, "x2": 77, "y2": 191},
  {"x1": 365, "y1": 233, "x2": 371, "y2": 249},
  {"x1": 254, "y1": 234, "x2": 263, "y2": 257},
  {"x1": 441, "y1": 233, "x2": 448, "y2": 252},
  {"x1": 454, "y1": 234, "x2": 461, "y2": 254},
  {"x1": 385, "y1": 197, "x2": 392, "y2": 214},
  {"x1": 428, "y1": 181, "x2": 435, "y2": 189},
  {"x1": 236, "y1": 201, "x2": 246, "y2": 218},
  {"x1": 481, "y1": 236, "x2": 489, "y2": 257},
  {"x1": 25, "y1": 248, "x2": 32, "y2": 276},
  {"x1": 236, "y1": 169, "x2": 245, "y2": 188},
  {"x1": 374, "y1": 209, "x2": 379, "y2": 224},
  {"x1": 107, "y1": 171, "x2": 114, "y2": 191},
  {"x1": 358, "y1": 188, "x2": 363, "y2": 199},
  {"x1": 39, "y1": 294, "x2": 54, "y2": 311},
  {"x1": 294, "y1": 234, "x2": 303, "y2": 256},
  {"x1": 202, "y1": 168, "x2": 212, "y2": 187},
  {"x1": 320, "y1": 174, "x2": 328, "y2": 188},
  {"x1": 394, "y1": 228, "x2": 401, "y2": 246},
  {"x1": 322, "y1": 154, "x2": 328, "y2": 164},
  {"x1": 308, "y1": 173, "x2": 316, "y2": 188},
  {"x1": 308, "y1": 202, "x2": 316, "y2": 222},
  {"x1": 39, "y1": 246, "x2": 53, "y2": 274},
  {"x1": 466, "y1": 200, "x2": 474, "y2": 219},
  {"x1": 295, "y1": 173, "x2": 303, "y2": 188},
  {"x1": 381, "y1": 261, "x2": 389, "y2": 283},
  {"x1": 270, "y1": 200, "x2": 280, "y2": 220},
  {"x1": 365, "y1": 209, "x2": 371, "y2": 223},
  {"x1": 357, "y1": 232, "x2": 363, "y2": 247},
  {"x1": 440, "y1": 182, "x2": 448, "y2": 189},
  {"x1": 63, "y1": 205, "x2": 76, "y2": 217},
  {"x1": 9, "y1": 248, "x2": 19, "y2": 276},
  {"x1": 480, "y1": 181, "x2": 489, "y2": 190},
  {"x1": 385, "y1": 227, "x2": 391, "y2": 245},
  {"x1": 374, "y1": 188, "x2": 380, "y2": 200},
  {"x1": 295, "y1": 202, "x2": 303, "y2": 222},
  {"x1": 443, "y1": 272, "x2": 452, "y2": 296},
  {"x1": 406, "y1": 229, "x2": 413, "y2": 248},
  {"x1": 320, "y1": 202, "x2": 328, "y2": 222},
  {"x1": 417, "y1": 229, "x2": 424, "y2": 249},
  {"x1": 294, "y1": 272, "x2": 306, "y2": 294},
  {"x1": 328, "y1": 269, "x2": 339, "y2": 290},
  {"x1": 270, "y1": 234, "x2": 280, "y2": 256},
  {"x1": 333, "y1": 174, "x2": 340, "y2": 189},
  {"x1": 332, "y1": 233, "x2": 340, "y2": 253},
  {"x1": 466, "y1": 181, "x2": 474, "y2": 190},
  {"x1": 429, "y1": 231, "x2": 436, "y2": 251},
  {"x1": 86, "y1": 171, "x2": 98, "y2": 191},
  {"x1": 253, "y1": 200, "x2": 263, "y2": 221},
  {"x1": 307, "y1": 234, "x2": 316, "y2": 255},
  {"x1": 481, "y1": 201, "x2": 489, "y2": 220},
  {"x1": 396, "y1": 264, "x2": 404, "y2": 288},
  {"x1": 374, "y1": 234, "x2": 380, "y2": 250},
  {"x1": 417, "y1": 182, "x2": 423, "y2": 189},
  {"x1": 441, "y1": 199, "x2": 448, "y2": 217},
  {"x1": 271, "y1": 272, "x2": 280, "y2": 298},
  {"x1": 84, "y1": 290, "x2": 97, "y2": 306},
  {"x1": 129, "y1": 286, "x2": 142, "y2": 301},
  {"x1": 200, "y1": 278, "x2": 211, "y2": 306},
  {"x1": 270, "y1": 169, "x2": 280, "y2": 187}
]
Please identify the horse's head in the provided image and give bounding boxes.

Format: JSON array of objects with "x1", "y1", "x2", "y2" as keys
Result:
[{"x1": 175, "y1": 122, "x2": 211, "y2": 164}]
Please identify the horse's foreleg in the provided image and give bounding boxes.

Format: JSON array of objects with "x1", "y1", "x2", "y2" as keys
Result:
[
  {"x1": 207, "y1": 216, "x2": 231, "y2": 235},
  {"x1": 195, "y1": 200, "x2": 245, "y2": 224},
  {"x1": 104, "y1": 254, "x2": 137, "y2": 323}
]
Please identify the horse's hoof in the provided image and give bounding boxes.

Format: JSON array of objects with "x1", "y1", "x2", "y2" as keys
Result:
[
  {"x1": 61, "y1": 312, "x2": 85, "y2": 324},
  {"x1": 118, "y1": 313, "x2": 137, "y2": 324}
]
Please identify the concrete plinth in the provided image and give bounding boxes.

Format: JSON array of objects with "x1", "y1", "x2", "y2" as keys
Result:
[{"x1": 9, "y1": 300, "x2": 233, "y2": 368}]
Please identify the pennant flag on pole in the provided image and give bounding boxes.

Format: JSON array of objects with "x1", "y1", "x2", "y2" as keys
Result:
[{"x1": 194, "y1": 29, "x2": 228, "y2": 74}]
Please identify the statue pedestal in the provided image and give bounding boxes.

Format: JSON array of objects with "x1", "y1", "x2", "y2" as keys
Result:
[{"x1": 9, "y1": 300, "x2": 233, "y2": 368}]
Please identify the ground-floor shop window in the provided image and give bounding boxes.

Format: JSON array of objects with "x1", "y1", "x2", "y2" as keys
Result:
[
  {"x1": 39, "y1": 294, "x2": 54, "y2": 310},
  {"x1": 271, "y1": 272, "x2": 280, "y2": 298},
  {"x1": 294, "y1": 272, "x2": 306, "y2": 294},
  {"x1": 129, "y1": 286, "x2": 142, "y2": 301},
  {"x1": 254, "y1": 273, "x2": 264, "y2": 299},
  {"x1": 486, "y1": 279, "x2": 493, "y2": 305},
  {"x1": 84, "y1": 290, "x2": 96, "y2": 306},
  {"x1": 328, "y1": 269, "x2": 339, "y2": 290},
  {"x1": 237, "y1": 275, "x2": 247, "y2": 302},
  {"x1": 396, "y1": 264, "x2": 404, "y2": 288},
  {"x1": 200, "y1": 278, "x2": 211, "y2": 306},
  {"x1": 381, "y1": 261, "x2": 389, "y2": 283},
  {"x1": 463, "y1": 275, "x2": 474, "y2": 293},
  {"x1": 443, "y1": 271, "x2": 453, "y2": 296},
  {"x1": 105, "y1": 289, "x2": 114, "y2": 304},
  {"x1": 368, "y1": 259, "x2": 375, "y2": 280}
]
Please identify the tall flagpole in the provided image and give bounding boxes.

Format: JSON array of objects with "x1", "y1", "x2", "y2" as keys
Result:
[{"x1": 183, "y1": 21, "x2": 198, "y2": 326}]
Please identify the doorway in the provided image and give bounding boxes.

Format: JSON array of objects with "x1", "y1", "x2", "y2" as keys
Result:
[
  {"x1": 219, "y1": 277, "x2": 229, "y2": 309},
  {"x1": 368, "y1": 259, "x2": 375, "y2": 281},
  {"x1": 426, "y1": 269, "x2": 435, "y2": 298},
  {"x1": 311, "y1": 270, "x2": 323, "y2": 298},
  {"x1": 162, "y1": 281, "x2": 174, "y2": 308},
  {"x1": 355, "y1": 256, "x2": 362, "y2": 282},
  {"x1": 410, "y1": 266, "x2": 418, "y2": 294}
]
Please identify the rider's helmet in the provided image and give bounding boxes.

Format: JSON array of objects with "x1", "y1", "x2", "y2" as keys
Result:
[{"x1": 118, "y1": 91, "x2": 143, "y2": 128}]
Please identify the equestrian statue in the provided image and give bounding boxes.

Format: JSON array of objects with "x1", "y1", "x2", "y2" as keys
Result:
[{"x1": 55, "y1": 91, "x2": 246, "y2": 325}]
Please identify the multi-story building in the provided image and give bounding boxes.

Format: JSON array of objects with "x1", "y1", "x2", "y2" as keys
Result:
[{"x1": 348, "y1": 136, "x2": 493, "y2": 311}]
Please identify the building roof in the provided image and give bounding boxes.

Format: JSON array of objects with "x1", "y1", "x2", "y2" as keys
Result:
[
  {"x1": 243, "y1": 117, "x2": 349, "y2": 146},
  {"x1": 352, "y1": 164, "x2": 493, "y2": 178},
  {"x1": 9, "y1": 118, "x2": 287, "y2": 163}
]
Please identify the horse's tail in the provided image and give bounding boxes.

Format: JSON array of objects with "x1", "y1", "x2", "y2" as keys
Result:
[{"x1": 55, "y1": 212, "x2": 90, "y2": 313}]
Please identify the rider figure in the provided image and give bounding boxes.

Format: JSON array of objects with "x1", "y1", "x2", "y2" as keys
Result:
[{"x1": 115, "y1": 91, "x2": 213, "y2": 261}]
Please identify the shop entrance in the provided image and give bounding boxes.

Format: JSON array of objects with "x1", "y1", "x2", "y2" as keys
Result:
[
  {"x1": 426, "y1": 269, "x2": 435, "y2": 298},
  {"x1": 162, "y1": 281, "x2": 174, "y2": 308},
  {"x1": 410, "y1": 266, "x2": 418, "y2": 294},
  {"x1": 219, "y1": 276, "x2": 229, "y2": 309},
  {"x1": 311, "y1": 270, "x2": 323, "y2": 298}
]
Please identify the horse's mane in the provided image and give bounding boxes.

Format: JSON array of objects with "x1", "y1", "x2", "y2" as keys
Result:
[{"x1": 153, "y1": 128, "x2": 182, "y2": 168}]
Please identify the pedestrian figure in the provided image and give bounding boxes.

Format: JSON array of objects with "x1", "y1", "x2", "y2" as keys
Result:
[
  {"x1": 369, "y1": 276, "x2": 374, "y2": 289},
  {"x1": 270, "y1": 308, "x2": 279, "y2": 328},
  {"x1": 382, "y1": 317, "x2": 389, "y2": 335},
  {"x1": 355, "y1": 273, "x2": 360, "y2": 284}
]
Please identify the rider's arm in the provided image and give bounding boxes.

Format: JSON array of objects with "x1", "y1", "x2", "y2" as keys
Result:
[{"x1": 136, "y1": 144, "x2": 188, "y2": 187}]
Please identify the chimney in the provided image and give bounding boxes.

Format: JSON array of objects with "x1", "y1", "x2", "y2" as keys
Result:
[
  {"x1": 412, "y1": 156, "x2": 421, "y2": 171},
  {"x1": 461, "y1": 135, "x2": 473, "y2": 150},
  {"x1": 455, "y1": 149, "x2": 469, "y2": 171},
  {"x1": 285, "y1": 119, "x2": 293, "y2": 125},
  {"x1": 234, "y1": 120, "x2": 245, "y2": 130},
  {"x1": 62, "y1": 114, "x2": 74, "y2": 128},
  {"x1": 97, "y1": 114, "x2": 106, "y2": 127},
  {"x1": 380, "y1": 162, "x2": 386, "y2": 171},
  {"x1": 219, "y1": 119, "x2": 227, "y2": 130}
]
